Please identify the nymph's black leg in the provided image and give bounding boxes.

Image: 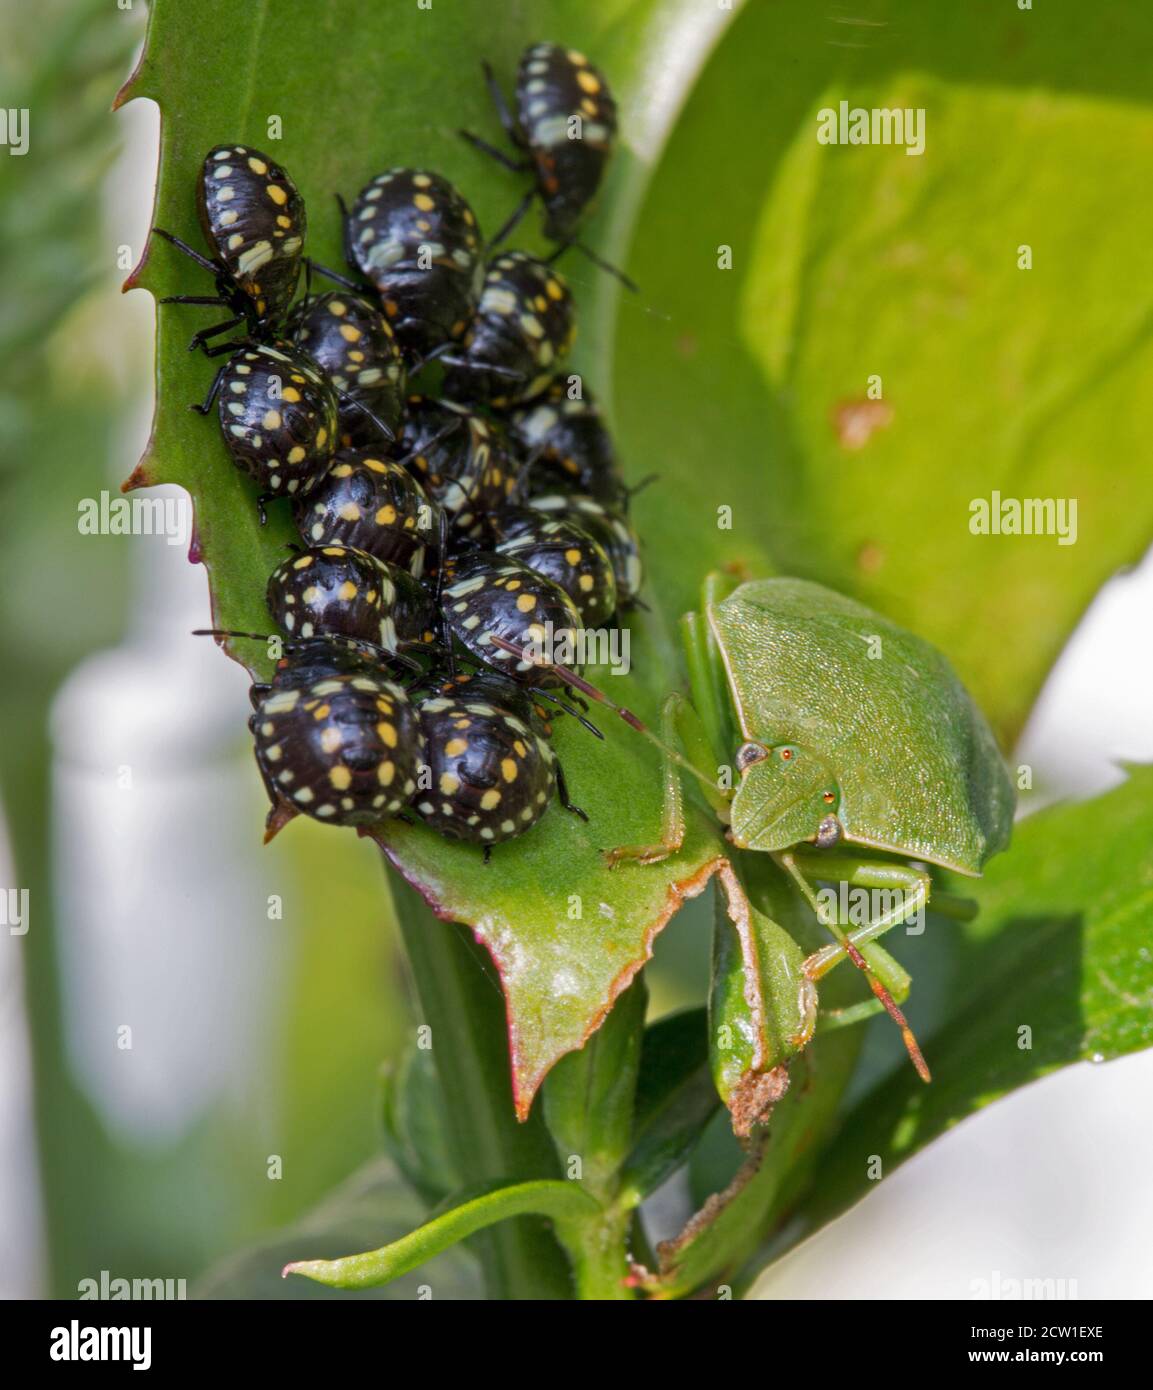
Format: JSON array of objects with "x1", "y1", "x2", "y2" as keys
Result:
[
  {"x1": 188, "y1": 316, "x2": 244, "y2": 354},
  {"x1": 337, "y1": 391, "x2": 395, "y2": 443},
  {"x1": 548, "y1": 238, "x2": 639, "y2": 294},
  {"x1": 152, "y1": 227, "x2": 218, "y2": 275},
  {"x1": 459, "y1": 130, "x2": 529, "y2": 173},
  {"x1": 160, "y1": 294, "x2": 228, "y2": 307},
  {"x1": 488, "y1": 189, "x2": 536, "y2": 250},
  {"x1": 190, "y1": 361, "x2": 230, "y2": 415},
  {"x1": 531, "y1": 688, "x2": 603, "y2": 739},
  {"x1": 305, "y1": 255, "x2": 362, "y2": 292},
  {"x1": 556, "y1": 760, "x2": 588, "y2": 822}
]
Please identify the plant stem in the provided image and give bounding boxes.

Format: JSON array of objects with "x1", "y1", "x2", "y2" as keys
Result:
[
  {"x1": 393, "y1": 881, "x2": 574, "y2": 1300},
  {"x1": 543, "y1": 976, "x2": 648, "y2": 1299},
  {"x1": 562, "y1": 1204, "x2": 637, "y2": 1300}
]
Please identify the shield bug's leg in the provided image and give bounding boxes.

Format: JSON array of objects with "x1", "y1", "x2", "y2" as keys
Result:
[
  {"x1": 604, "y1": 693, "x2": 686, "y2": 867},
  {"x1": 483, "y1": 635, "x2": 720, "y2": 857},
  {"x1": 680, "y1": 570, "x2": 744, "y2": 769},
  {"x1": 815, "y1": 944, "x2": 911, "y2": 1031},
  {"x1": 604, "y1": 693, "x2": 727, "y2": 867},
  {"x1": 774, "y1": 850, "x2": 932, "y2": 1082},
  {"x1": 792, "y1": 855, "x2": 933, "y2": 980}
]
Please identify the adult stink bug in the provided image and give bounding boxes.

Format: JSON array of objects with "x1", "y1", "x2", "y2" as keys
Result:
[{"x1": 505, "y1": 572, "x2": 1016, "y2": 1084}]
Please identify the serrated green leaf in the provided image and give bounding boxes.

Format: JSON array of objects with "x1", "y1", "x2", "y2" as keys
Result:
[
  {"x1": 543, "y1": 975, "x2": 646, "y2": 1195},
  {"x1": 125, "y1": 0, "x2": 743, "y2": 1114}
]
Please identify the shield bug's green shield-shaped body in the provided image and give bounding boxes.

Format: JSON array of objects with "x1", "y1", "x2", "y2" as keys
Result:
[
  {"x1": 713, "y1": 579, "x2": 1013, "y2": 871},
  {"x1": 607, "y1": 573, "x2": 1015, "y2": 1085}
]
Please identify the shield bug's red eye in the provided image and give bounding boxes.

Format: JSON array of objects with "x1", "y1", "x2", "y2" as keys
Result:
[
  {"x1": 823, "y1": 791, "x2": 835, "y2": 803},
  {"x1": 735, "y1": 741, "x2": 768, "y2": 771},
  {"x1": 780, "y1": 748, "x2": 793, "y2": 760}
]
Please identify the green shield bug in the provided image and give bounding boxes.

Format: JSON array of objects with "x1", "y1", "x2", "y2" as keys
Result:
[{"x1": 496, "y1": 570, "x2": 1015, "y2": 1087}]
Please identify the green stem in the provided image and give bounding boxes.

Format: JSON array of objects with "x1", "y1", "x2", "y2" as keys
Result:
[
  {"x1": 563, "y1": 1203, "x2": 637, "y2": 1300},
  {"x1": 393, "y1": 881, "x2": 574, "y2": 1300},
  {"x1": 543, "y1": 976, "x2": 648, "y2": 1299}
]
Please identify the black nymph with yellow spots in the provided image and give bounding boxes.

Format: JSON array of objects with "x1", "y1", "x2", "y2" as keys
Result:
[
  {"x1": 266, "y1": 544, "x2": 437, "y2": 654},
  {"x1": 441, "y1": 252, "x2": 576, "y2": 408},
  {"x1": 153, "y1": 144, "x2": 307, "y2": 349},
  {"x1": 287, "y1": 291, "x2": 406, "y2": 449},
  {"x1": 193, "y1": 342, "x2": 338, "y2": 521},
  {"x1": 343, "y1": 168, "x2": 484, "y2": 359}
]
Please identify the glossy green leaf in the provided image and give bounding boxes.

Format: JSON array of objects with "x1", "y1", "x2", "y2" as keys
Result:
[
  {"x1": 776, "y1": 768, "x2": 1153, "y2": 1254},
  {"x1": 615, "y1": 0, "x2": 1153, "y2": 744},
  {"x1": 122, "y1": 0, "x2": 742, "y2": 1115}
]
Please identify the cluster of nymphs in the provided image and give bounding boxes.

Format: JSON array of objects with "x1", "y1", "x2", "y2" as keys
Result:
[{"x1": 158, "y1": 43, "x2": 643, "y2": 854}]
